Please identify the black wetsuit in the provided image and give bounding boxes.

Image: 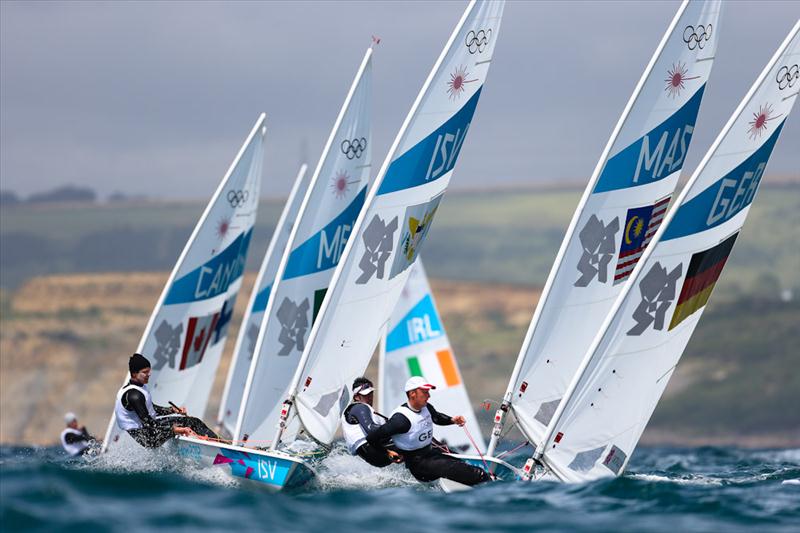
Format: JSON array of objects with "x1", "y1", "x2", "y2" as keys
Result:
[
  {"x1": 121, "y1": 381, "x2": 218, "y2": 448},
  {"x1": 343, "y1": 403, "x2": 393, "y2": 467},
  {"x1": 366, "y1": 402, "x2": 490, "y2": 486},
  {"x1": 64, "y1": 427, "x2": 94, "y2": 446}
]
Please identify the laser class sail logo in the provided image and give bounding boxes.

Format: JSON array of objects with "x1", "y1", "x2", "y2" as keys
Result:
[
  {"x1": 447, "y1": 66, "x2": 478, "y2": 100},
  {"x1": 776, "y1": 64, "x2": 799, "y2": 90},
  {"x1": 330, "y1": 171, "x2": 357, "y2": 199},
  {"x1": 747, "y1": 103, "x2": 781, "y2": 140},
  {"x1": 682, "y1": 24, "x2": 712, "y2": 50},
  {"x1": 464, "y1": 28, "x2": 491, "y2": 54},
  {"x1": 664, "y1": 62, "x2": 699, "y2": 98},
  {"x1": 227, "y1": 189, "x2": 249, "y2": 207},
  {"x1": 341, "y1": 138, "x2": 367, "y2": 160}
]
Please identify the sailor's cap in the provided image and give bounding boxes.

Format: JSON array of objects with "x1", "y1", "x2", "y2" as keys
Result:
[
  {"x1": 64, "y1": 412, "x2": 77, "y2": 424},
  {"x1": 404, "y1": 376, "x2": 437, "y2": 392},
  {"x1": 353, "y1": 383, "x2": 375, "y2": 396}
]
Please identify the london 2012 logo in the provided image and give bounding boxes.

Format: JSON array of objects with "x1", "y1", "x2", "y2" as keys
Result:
[
  {"x1": 227, "y1": 189, "x2": 249, "y2": 207},
  {"x1": 682, "y1": 24, "x2": 712, "y2": 50},
  {"x1": 776, "y1": 64, "x2": 799, "y2": 90},
  {"x1": 341, "y1": 137, "x2": 367, "y2": 159},
  {"x1": 465, "y1": 29, "x2": 491, "y2": 54}
]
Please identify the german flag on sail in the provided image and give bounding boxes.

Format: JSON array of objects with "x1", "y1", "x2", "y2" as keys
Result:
[{"x1": 669, "y1": 232, "x2": 738, "y2": 330}]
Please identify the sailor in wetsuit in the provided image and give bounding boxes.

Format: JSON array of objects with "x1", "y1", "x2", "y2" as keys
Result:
[
  {"x1": 60, "y1": 412, "x2": 95, "y2": 456},
  {"x1": 115, "y1": 353, "x2": 218, "y2": 448},
  {"x1": 366, "y1": 376, "x2": 490, "y2": 486},
  {"x1": 340, "y1": 377, "x2": 402, "y2": 467}
]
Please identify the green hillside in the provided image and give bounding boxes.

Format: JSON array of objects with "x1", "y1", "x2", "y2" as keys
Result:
[{"x1": 2, "y1": 185, "x2": 798, "y2": 296}]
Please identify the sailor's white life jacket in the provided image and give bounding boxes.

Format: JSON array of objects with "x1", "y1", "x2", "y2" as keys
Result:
[
  {"x1": 341, "y1": 402, "x2": 386, "y2": 455},
  {"x1": 60, "y1": 428, "x2": 89, "y2": 456},
  {"x1": 115, "y1": 382, "x2": 157, "y2": 431},
  {"x1": 390, "y1": 404, "x2": 434, "y2": 451}
]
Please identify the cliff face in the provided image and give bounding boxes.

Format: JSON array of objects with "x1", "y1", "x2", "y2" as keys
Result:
[{"x1": 2, "y1": 273, "x2": 798, "y2": 447}]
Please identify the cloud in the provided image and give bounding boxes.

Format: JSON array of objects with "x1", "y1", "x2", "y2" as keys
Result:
[{"x1": 1, "y1": 0, "x2": 798, "y2": 199}]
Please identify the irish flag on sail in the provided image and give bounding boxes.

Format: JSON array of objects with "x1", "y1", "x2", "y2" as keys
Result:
[{"x1": 380, "y1": 261, "x2": 485, "y2": 452}]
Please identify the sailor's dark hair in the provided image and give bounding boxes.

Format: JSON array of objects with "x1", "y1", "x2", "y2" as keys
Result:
[{"x1": 352, "y1": 376, "x2": 373, "y2": 391}]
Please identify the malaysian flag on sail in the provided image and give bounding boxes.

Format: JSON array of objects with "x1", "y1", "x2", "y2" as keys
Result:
[{"x1": 614, "y1": 196, "x2": 670, "y2": 284}]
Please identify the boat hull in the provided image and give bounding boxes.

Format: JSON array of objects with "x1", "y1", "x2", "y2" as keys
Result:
[
  {"x1": 445, "y1": 453, "x2": 522, "y2": 481},
  {"x1": 175, "y1": 436, "x2": 315, "y2": 491}
]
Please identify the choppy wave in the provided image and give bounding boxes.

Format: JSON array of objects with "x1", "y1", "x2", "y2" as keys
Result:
[{"x1": 1, "y1": 445, "x2": 798, "y2": 532}]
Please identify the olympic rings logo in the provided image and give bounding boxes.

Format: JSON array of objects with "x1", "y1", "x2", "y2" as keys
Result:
[
  {"x1": 682, "y1": 24, "x2": 712, "y2": 50},
  {"x1": 776, "y1": 64, "x2": 799, "y2": 90},
  {"x1": 227, "y1": 189, "x2": 249, "y2": 207},
  {"x1": 341, "y1": 137, "x2": 367, "y2": 159},
  {"x1": 465, "y1": 28, "x2": 492, "y2": 54}
]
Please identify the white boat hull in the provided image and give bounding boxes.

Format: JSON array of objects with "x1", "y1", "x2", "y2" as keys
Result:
[{"x1": 175, "y1": 436, "x2": 316, "y2": 491}]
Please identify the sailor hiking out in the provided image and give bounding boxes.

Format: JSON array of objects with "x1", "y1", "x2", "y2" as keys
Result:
[
  {"x1": 60, "y1": 412, "x2": 96, "y2": 456},
  {"x1": 115, "y1": 353, "x2": 218, "y2": 448},
  {"x1": 341, "y1": 377, "x2": 402, "y2": 467},
  {"x1": 366, "y1": 377, "x2": 490, "y2": 486}
]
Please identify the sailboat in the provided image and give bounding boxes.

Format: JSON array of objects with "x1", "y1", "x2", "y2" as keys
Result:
[
  {"x1": 524, "y1": 20, "x2": 800, "y2": 482},
  {"x1": 217, "y1": 163, "x2": 309, "y2": 436},
  {"x1": 175, "y1": 46, "x2": 374, "y2": 490},
  {"x1": 378, "y1": 259, "x2": 486, "y2": 453},
  {"x1": 188, "y1": 0, "x2": 505, "y2": 490},
  {"x1": 483, "y1": 0, "x2": 722, "y2": 464},
  {"x1": 102, "y1": 114, "x2": 267, "y2": 452}
]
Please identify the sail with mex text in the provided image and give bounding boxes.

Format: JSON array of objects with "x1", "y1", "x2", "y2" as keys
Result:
[
  {"x1": 486, "y1": 0, "x2": 723, "y2": 459},
  {"x1": 273, "y1": 0, "x2": 506, "y2": 448},
  {"x1": 234, "y1": 47, "x2": 374, "y2": 445},
  {"x1": 532, "y1": 21, "x2": 799, "y2": 483},
  {"x1": 217, "y1": 163, "x2": 309, "y2": 436},
  {"x1": 102, "y1": 115, "x2": 267, "y2": 452}
]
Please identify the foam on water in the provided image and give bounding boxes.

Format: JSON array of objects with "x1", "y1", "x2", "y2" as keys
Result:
[{"x1": 314, "y1": 445, "x2": 419, "y2": 491}]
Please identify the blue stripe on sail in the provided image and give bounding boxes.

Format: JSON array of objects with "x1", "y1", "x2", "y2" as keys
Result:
[
  {"x1": 662, "y1": 121, "x2": 785, "y2": 241},
  {"x1": 165, "y1": 229, "x2": 253, "y2": 305},
  {"x1": 594, "y1": 86, "x2": 706, "y2": 194},
  {"x1": 378, "y1": 87, "x2": 483, "y2": 196},
  {"x1": 282, "y1": 186, "x2": 367, "y2": 280},
  {"x1": 251, "y1": 283, "x2": 272, "y2": 313},
  {"x1": 386, "y1": 294, "x2": 443, "y2": 352}
]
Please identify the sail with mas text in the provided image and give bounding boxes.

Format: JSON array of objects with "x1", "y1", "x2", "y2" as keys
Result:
[
  {"x1": 102, "y1": 114, "x2": 267, "y2": 452},
  {"x1": 533, "y1": 21, "x2": 799, "y2": 483},
  {"x1": 487, "y1": 0, "x2": 722, "y2": 458}
]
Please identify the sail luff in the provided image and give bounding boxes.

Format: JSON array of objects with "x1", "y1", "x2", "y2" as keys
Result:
[
  {"x1": 536, "y1": 19, "x2": 799, "y2": 471},
  {"x1": 101, "y1": 113, "x2": 267, "y2": 452},
  {"x1": 487, "y1": 0, "x2": 694, "y2": 458},
  {"x1": 216, "y1": 162, "x2": 308, "y2": 431},
  {"x1": 281, "y1": 0, "x2": 504, "y2": 447},
  {"x1": 234, "y1": 47, "x2": 374, "y2": 444}
]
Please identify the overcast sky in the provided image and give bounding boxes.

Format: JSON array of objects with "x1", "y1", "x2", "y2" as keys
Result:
[{"x1": 1, "y1": 1, "x2": 798, "y2": 200}]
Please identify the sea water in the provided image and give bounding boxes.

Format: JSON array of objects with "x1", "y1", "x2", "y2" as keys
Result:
[{"x1": 1, "y1": 445, "x2": 798, "y2": 532}]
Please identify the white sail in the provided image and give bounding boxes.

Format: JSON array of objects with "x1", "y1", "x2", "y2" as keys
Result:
[
  {"x1": 379, "y1": 260, "x2": 486, "y2": 452},
  {"x1": 217, "y1": 163, "x2": 309, "y2": 435},
  {"x1": 536, "y1": 22, "x2": 800, "y2": 483},
  {"x1": 488, "y1": 0, "x2": 722, "y2": 456},
  {"x1": 278, "y1": 0, "x2": 506, "y2": 447},
  {"x1": 234, "y1": 48, "x2": 373, "y2": 443},
  {"x1": 102, "y1": 114, "x2": 267, "y2": 451}
]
